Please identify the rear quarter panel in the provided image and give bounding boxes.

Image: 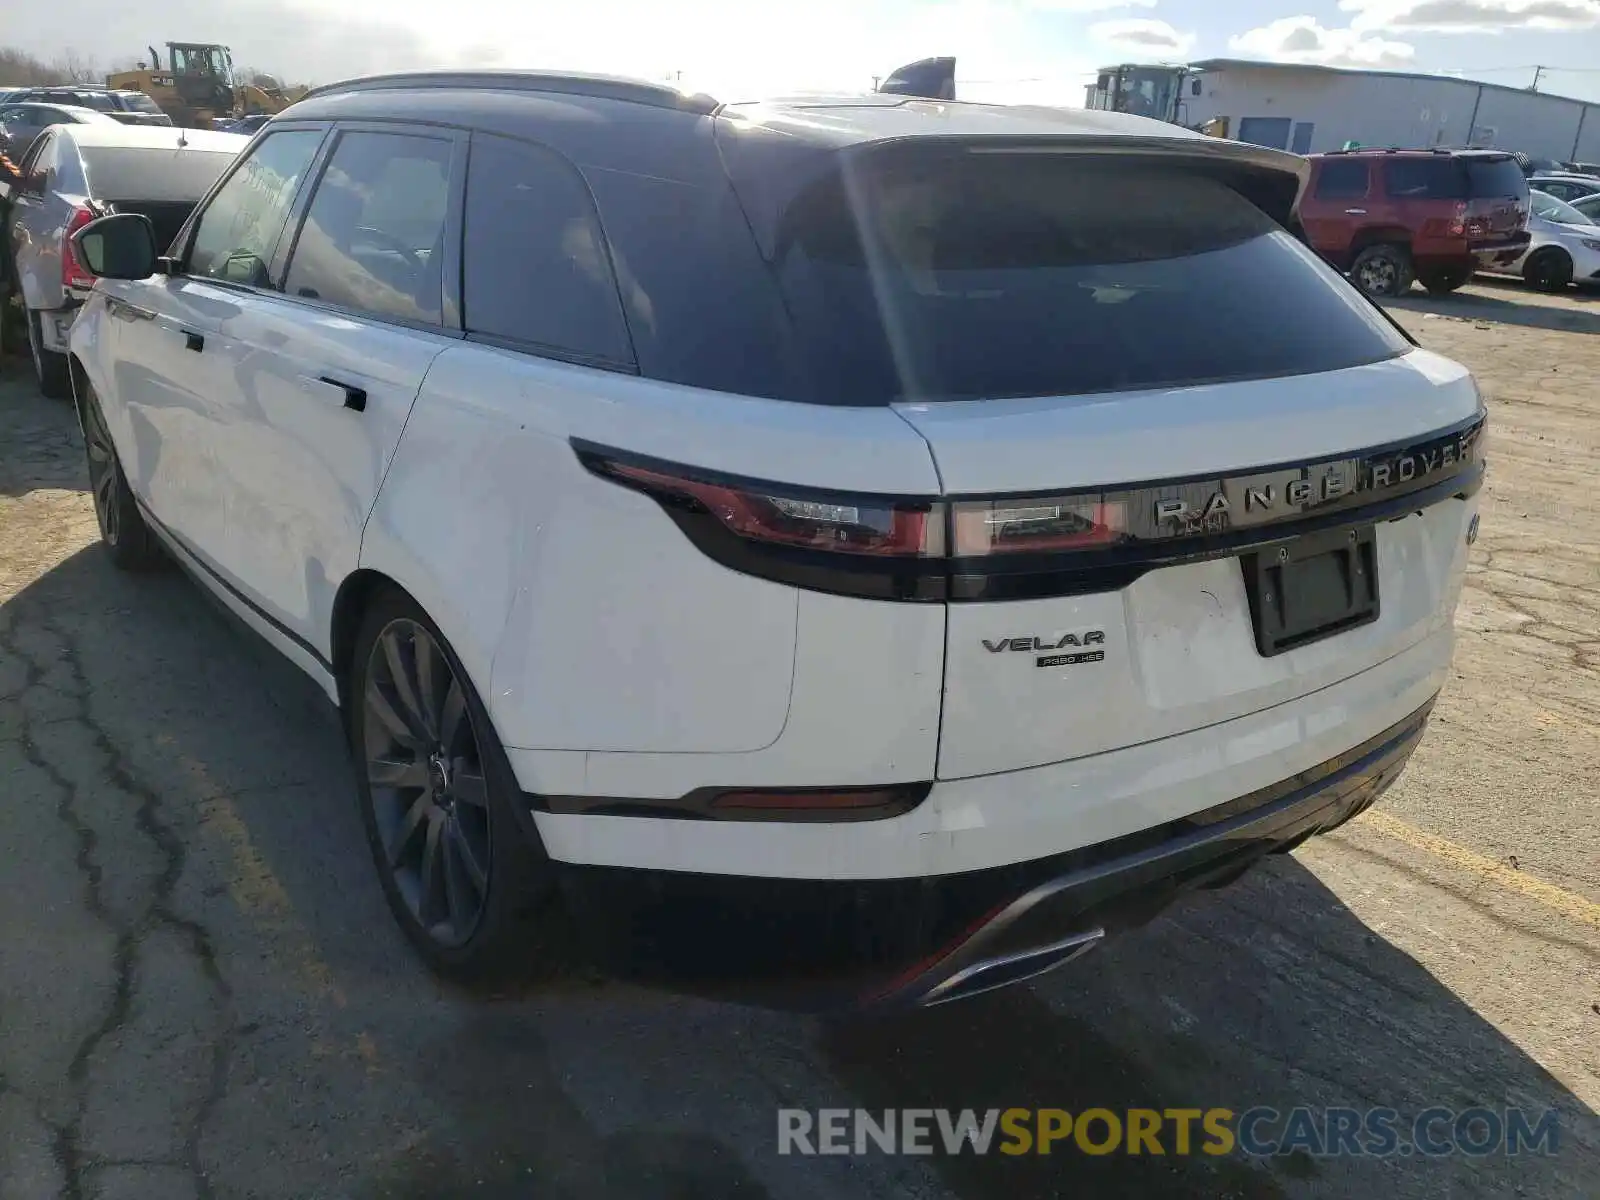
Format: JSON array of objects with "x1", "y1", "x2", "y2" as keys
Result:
[{"x1": 359, "y1": 342, "x2": 944, "y2": 760}]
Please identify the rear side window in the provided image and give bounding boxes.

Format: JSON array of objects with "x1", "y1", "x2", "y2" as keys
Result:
[
  {"x1": 461, "y1": 133, "x2": 632, "y2": 365},
  {"x1": 772, "y1": 153, "x2": 1410, "y2": 404},
  {"x1": 1314, "y1": 159, "x2": 1369, "y2": 199},
  {"x1": 284, "y1": 130, "x2": 454, "y2": 325},
  {"x1": 1383, "y1": 158, "x2": 1462, "y2": 199},
  {"x1": 21, "y1": 135, "x2": 55, "y2": 195},
  {"x1": 119, "y1": 93, "x2": 163, "y2": 114},
  {"x1": 188, "y1": 129, "x2": 322, "y2": 286}
]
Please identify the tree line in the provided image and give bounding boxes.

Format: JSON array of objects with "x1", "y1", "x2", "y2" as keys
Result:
[{"x1": 2, "y1": 44, "x2": 304, "y2": 91}]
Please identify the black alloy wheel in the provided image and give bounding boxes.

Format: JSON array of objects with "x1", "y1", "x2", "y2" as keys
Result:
[{"x1": 362, "y1": 617, "x2": 494, "y2": 949}]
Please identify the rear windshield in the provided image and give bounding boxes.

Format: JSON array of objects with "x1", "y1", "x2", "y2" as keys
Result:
[
  {"x1": 1383, "y1": 155, "x2": 1526, "y2": 200},
  {"x1": 1465, "y1": 157, "x2": 1528, "y2": 199},
  {"x1": 57, "y1": 92, "x2": 116, "y2": 111},
  {"x1": 769, "y1": 152, "x2": 1409, "y2": 404},
  {"x1": 82, "y1": 147, "x2": 238, "y2": 203}
]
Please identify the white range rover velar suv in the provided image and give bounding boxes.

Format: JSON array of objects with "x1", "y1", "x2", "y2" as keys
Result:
[{"x1": 64, "y1": 72, "x2": 1485, "y2": 1009}]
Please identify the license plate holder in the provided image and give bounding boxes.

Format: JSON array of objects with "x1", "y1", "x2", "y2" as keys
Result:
[{"x1": 1240, "y1": 525, "x2": 1380, "y2": 657}]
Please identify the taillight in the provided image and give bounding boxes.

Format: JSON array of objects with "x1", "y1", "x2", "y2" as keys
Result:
[
  {"x1": 951, "y1": 498, "x2": 1129, "y2": 555},
  {"x1": 575, "y1": 414, "x2": 1485, "y2": 603},
  {"x1": 62, "y1": 206, "x2": 96, "y2": 290},
  {"x1": 577, "y1": 445, "x2": 947, "y2": 601},
  {"x1": 600, "y1": 459, "x2": 943, "y2": 558},
  {"x1": 1448, "y1": 201, "x2": 1467, "y2": 238}
]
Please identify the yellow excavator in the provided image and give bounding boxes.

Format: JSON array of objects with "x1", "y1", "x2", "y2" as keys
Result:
[{"x1": 107, "y1": 43, "x2": 308, "y2": 129}]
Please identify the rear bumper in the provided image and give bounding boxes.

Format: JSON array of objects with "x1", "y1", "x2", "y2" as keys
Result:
[
  {"x1": 36, "y1": 302, "x2": 81, "y2": 353},
  {"x1": 558, "y1": 698, "x2": 1435, "y2": 1010},
  {"x1": 520, "y1": 620, "x2": 1456, "y2": 879}
]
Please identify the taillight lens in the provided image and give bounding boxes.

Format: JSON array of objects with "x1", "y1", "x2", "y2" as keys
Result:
[
  {"x1": 62, "y1": 206, "x2": 96, "y2": 290},
  {"x1": 601, "y1": 460, "x2": 943, "y2": 557},
  {"x1": 1448, "y1": 201, "x2": 1467, "y2": 238},
  {"x1": 951, "y1": 497, "x2": 1129, "y2": 555}
]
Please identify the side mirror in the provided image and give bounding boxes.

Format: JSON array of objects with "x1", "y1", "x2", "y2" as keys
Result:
[{"x1": 72, "y1": 212, "x2": 159, "y2": 281}]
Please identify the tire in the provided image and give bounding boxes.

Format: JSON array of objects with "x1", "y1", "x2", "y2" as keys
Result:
[
  {"x1": 350, "y1": 586, "x2": 560, "y2": 985},
  {"x1": 1350, "y1": 244, "x2": 1415, "y2": 298},
  {"x1": 27, "y1": 309, "x2": 74, "y2": 399},
  {"x1": 1418, "y1": 264, "x2": 1472, "y2": 295},
  {"x1": 1523, "y1": 247, "x2": 1573, "y2": 293},
  {"x1": 78, "y1": 378, "x2": 164, "y2": 570}
]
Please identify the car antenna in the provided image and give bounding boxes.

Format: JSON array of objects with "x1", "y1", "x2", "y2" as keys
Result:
[{"x1": 177, "y1": 127, "x2": 188, "y2": 148}]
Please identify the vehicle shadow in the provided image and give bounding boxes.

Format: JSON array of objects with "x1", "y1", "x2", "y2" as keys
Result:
[
  {"x1": 1386, "y1": 278, "x2": 1600, "y2": 334},
  {"x1": 2, "y1": 542, "x2": 1596, "y2": 1200}
]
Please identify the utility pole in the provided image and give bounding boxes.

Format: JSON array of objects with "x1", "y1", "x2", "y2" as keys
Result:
[{"x1": 1531, "y1": 65, "x2": 1544, "y2": 92}]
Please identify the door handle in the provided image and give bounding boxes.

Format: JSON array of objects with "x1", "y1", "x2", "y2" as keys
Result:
[
  {"x1": 318, "y1": 376, "x2": 367, "y2": 413},
  {"x1": 182, "y1": 329, "x2": 204, "y2": 352},
  {"x1": 1344, "y1": 208, "x2": 1368, "y2": 215}
]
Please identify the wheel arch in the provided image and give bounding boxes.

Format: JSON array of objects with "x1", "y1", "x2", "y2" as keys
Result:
[
  {"x1": 329, "y1": 567, "x2": 405, "y2": 726},
  {"x1": 1348, "y1": 228, "x2": 1414, "y2": 258}
]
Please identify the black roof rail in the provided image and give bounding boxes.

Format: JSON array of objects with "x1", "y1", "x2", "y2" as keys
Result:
[{"x1": 299, "y1": 70, "x2": 720, "y2": 115}]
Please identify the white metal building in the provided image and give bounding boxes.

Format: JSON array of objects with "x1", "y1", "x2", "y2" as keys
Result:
[{"x1": 1147, "y1": 59, "x2": 1600, "y2": 164}]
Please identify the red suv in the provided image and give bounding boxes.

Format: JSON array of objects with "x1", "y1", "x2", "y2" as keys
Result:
[{"x1": 1300, "y1": 148, "x2": 1530, "y2": 296}]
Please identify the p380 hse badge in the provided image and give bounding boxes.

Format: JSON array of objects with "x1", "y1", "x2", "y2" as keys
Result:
[{"x1": 984, "y1": 631, "x2": 1107, "y2": 669}]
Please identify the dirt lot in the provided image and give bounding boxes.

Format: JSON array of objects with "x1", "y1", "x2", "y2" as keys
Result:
[{"x1": 0, "y1": 276, "x2": 1596, "y2": 1200}]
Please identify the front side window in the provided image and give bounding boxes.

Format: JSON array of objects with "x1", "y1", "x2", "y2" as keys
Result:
[
  {"x1": 187, "y1": 129, "x2": 323, "y2": 286},
  {"x1": 283, "y1": 130, "x2": 453, "y2": 324},
  {"x1": 460, "y1": 133, "x2": 631, "y2": 364}
]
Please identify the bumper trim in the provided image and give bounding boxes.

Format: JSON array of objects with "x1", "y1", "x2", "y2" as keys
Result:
[
  {"x1": 872, "y1": 695, "x2": 1434, "y2": 1009},
  {"x1": 557, "y1": 696, "x2": 1437, "y2": 1011}
]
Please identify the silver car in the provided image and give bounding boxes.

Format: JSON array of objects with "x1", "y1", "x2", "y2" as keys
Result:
[
  {"x1": 1475, "y1": 189, "x2": 1600, "y2": 293},
  {"x1": 2, "y1": 123, "x2": 245, "y2": 396},
  {"x1": 0, "y1": 102, "x2": 118, "y2": 157},
  {"x1": 1526, "y1": 172, "x2": 1600, "y2": 204}
]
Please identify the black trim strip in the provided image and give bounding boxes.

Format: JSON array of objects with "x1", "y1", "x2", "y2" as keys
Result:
[
  {"x1": 533, "y1": 781, "x2": 933, "y2": 823},
  {"x1": 573, "y1": 412, "x2": 1486, "y2": 603},
  {"x1": 136, "y1": 499, "x2": 334, "y2": 674}
]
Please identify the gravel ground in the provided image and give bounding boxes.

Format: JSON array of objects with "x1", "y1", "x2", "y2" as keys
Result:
[{"x1": 0, "y1": 276, "x2": 1595, "y2": 1200}]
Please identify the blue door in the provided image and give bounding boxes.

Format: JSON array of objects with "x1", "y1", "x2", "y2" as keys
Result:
[
  {"x1": 1291, "y1": 121, "x2": 1316, "y2": 154},
  {"x1": 1238, "y1": 117, "x2": 1292, "y2": 150}
]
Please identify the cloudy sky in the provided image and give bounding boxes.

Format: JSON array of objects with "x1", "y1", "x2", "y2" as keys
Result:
[{"x1": 7, "y1": 0, "x2": 1600, "y2": 103}]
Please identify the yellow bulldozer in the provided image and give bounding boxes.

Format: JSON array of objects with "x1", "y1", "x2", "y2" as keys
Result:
[{"x1": 107, "y1": 43, "x2": 308, "y2": 129}]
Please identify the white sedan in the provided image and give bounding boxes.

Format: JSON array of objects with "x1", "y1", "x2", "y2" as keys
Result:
[{"x1": 1476, "y1": 189, "x2": 1600, "y2": 292}]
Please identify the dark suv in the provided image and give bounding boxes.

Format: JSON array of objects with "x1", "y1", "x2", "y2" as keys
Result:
[
  {"x1": 10, "y1": 87, "x2": 172, "y2": 128},
  {"x1": 1299, "y1": 149, "x2": 1530, "y2": 296}
]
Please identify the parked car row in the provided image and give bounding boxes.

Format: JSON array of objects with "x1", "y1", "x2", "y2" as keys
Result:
[
  {"x1": 0, "y1": 122, "x2": 246, "y2": 393},
  {"x1": 5, "y1": 86, "x2": 173, "y2": 128},
  {"x1": 1292, "y1": 144, "x2": 1600, "y2": 297},
  {"x1": 1298, "y1": 147, "x2": 1532, "y2": 297}
]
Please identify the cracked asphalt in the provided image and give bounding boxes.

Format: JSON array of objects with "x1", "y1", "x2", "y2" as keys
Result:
[{"x1": 1, "y1": 276, "x2": 1597, "y2": 1200}]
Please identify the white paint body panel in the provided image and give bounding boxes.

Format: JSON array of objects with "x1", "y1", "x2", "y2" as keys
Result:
[
  {"x1": 527, "y1": 621, "x2": 1454, "y2": 878},
  {"x1": 206, "y1": 295, "x2": 450, "y2": 655},
  {"x1": 896, "y1": 351, "x2": 1481, "y2": 780},
  {"x1": 361, "y1": 342, "x2": 944, "y2": 759},
  {"x1": 97, "y1": 276, "x2": 237, "y2": 563}
]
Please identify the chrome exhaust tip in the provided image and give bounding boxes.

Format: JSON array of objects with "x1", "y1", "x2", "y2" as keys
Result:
[{"x1": 916, "y1": 927, "x2": 1105, "y2": 1007}]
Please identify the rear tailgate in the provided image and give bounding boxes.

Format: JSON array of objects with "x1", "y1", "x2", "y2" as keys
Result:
[
  {"x1": 753, "y1": 138, "x2": 1484, "y2": 780},
  {"x1": 898, "y1": 358, "x2": 1481, "y2": 779},
  {"x1": 1464, "y1": 155, "x2": 1530, "y2": 238}
]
